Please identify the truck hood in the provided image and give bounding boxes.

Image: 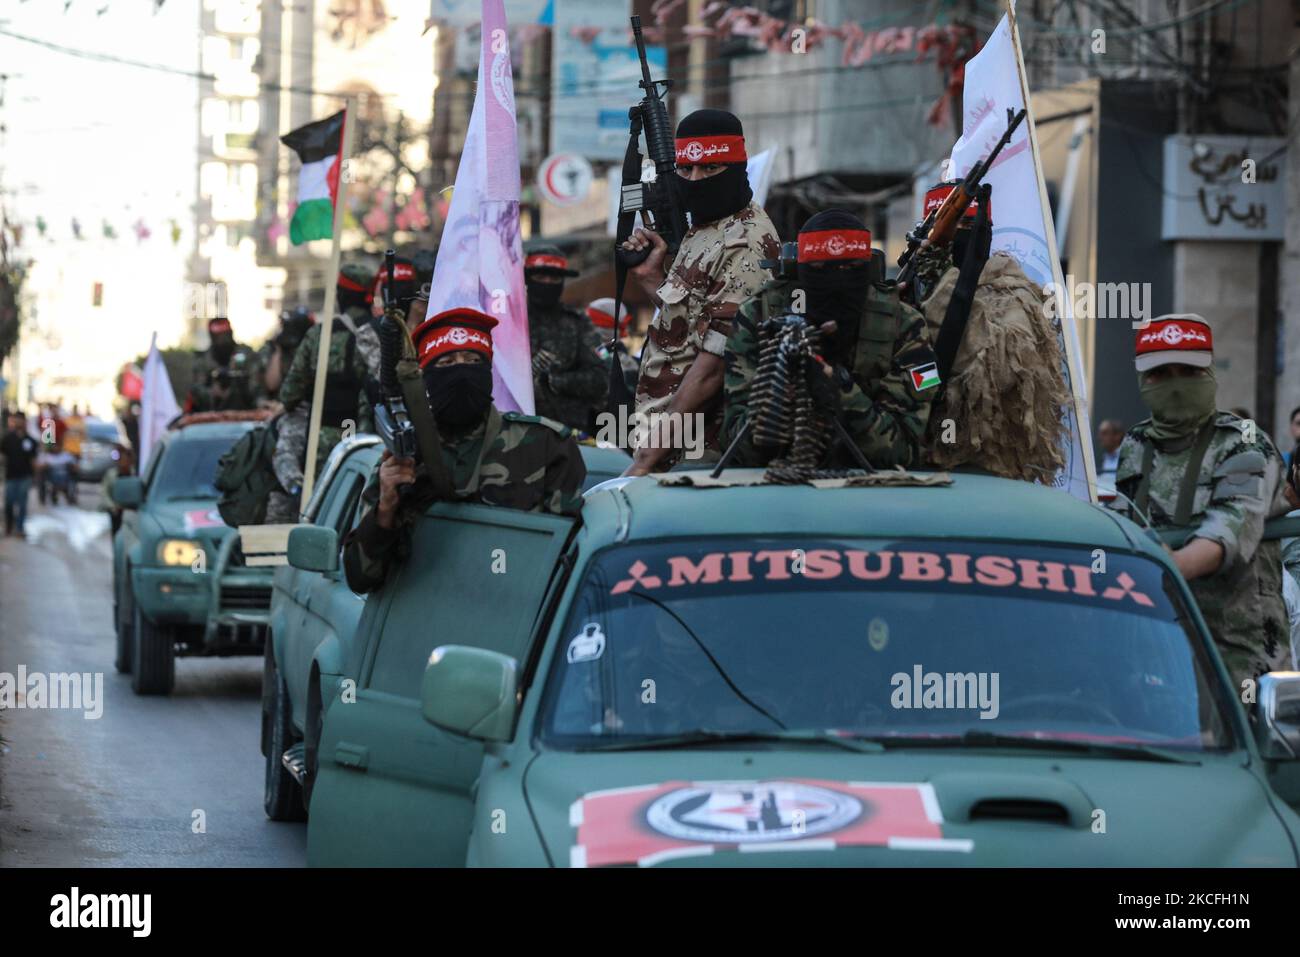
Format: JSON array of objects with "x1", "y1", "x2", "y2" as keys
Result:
[
  {"x1": 524, "y1": 748, "x2": 1296, "y2": 867},
  {"x1": 143, "y1": 499, "x2": 231, "y2": 546}
]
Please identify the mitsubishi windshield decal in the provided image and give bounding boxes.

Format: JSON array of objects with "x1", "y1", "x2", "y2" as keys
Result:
[
  {"x1": 569, "y1": 779, "x2": 972, "y2": 867},
  {"x1": 605, "y1": 542, "x2": 1169, "y2": 617}
]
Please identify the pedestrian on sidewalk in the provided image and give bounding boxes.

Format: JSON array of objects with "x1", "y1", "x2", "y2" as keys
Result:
[{"x1": 2, "y1": 411, "x2": 39, "y2": 535}]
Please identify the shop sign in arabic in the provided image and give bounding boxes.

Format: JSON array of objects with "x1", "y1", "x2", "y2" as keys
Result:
[{"x1": 1161, "y1": 135, "x2": 1285, "y2": 241}]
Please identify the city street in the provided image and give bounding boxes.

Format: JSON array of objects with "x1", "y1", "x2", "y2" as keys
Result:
[{"x1": 0, "y1": 490, "x2": 305, "y2": 867}]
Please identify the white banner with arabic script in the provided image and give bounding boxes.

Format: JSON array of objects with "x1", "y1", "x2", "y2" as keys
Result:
[
  {"x1": 1161, "y1": 135, "x2": 1285, "y2": 241},
  {"x1": 946, "y1": 11, "x2": 1094, "y2": 502}
]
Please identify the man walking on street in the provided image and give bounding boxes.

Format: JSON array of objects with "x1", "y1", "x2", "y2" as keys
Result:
[{"x1": 2, "y1": 412, "x2": 39, "y2": 536}]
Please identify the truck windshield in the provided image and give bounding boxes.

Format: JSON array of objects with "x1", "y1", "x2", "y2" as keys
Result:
[
  {"x1": 539, "y1": 539, "x2": 1235, "y2": 752},
  {"x1": 149, "y1": 434, "x2": 243, "y2": 501}
]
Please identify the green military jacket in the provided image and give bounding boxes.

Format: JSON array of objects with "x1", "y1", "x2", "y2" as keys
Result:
[
  {"x1": 529, "y1": 302, "x2": 607, "y2": 432},
  {"x1": 280, "y1": 309, "x2": 380, "y2": 473},
  {"x1": 1110, "y1": 412, "x2": 1290, "y2": 689},
  {"x1": 186, "y1": 344, "x2": 262, "y2": 413},
  {"x1": 722, "y1": 277, "x2": 940, "y2": 470},
  {"x1": 342, "y1": 405, "x2": 587, "y2": 593}
]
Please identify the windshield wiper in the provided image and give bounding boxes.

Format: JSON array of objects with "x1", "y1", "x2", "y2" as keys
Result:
[
  {"x1": 582, "y1": 728, "x2": 885, "y2": 755},
  {"x1": 858, "y1": 729, "x2": 1200, "y2": 764}
]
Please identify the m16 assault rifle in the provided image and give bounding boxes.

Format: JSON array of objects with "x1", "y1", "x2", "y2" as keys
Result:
[
  {"x1": 896, "y1": 107, "x2": 1027, "y2": 296},
  {"x1": 605, "y1": 15, "x2": 690, "y2": 421}
]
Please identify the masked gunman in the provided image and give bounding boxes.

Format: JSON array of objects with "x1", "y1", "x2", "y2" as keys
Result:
[
  {"x1": 723, "y1": 210, "x2": 939, "y2": 469},
  {"x1": 342, "y1": 308, "x2": 586, "y2": 593},
  {"x1": 1107, "y1": 315, "x2": 1289, "y2": 690},
  {"x1": 271, "y1": 263, "x2": 384, "y2": 517},
  {"x1": 524, "y1": 245, "x2": 607, "y2": 432},
  {"x1": 906, "y1": 182, "x2": 1070, "y2": 481},
  {"x1": 260, "y1": 306, "x2": 315, "y2": 401},
  {"x1": 185, "y1": 316, "x2": 262, "y2": 413},
  {"x1": 620, "y1": 109, "x2": 778, "y2": 474}
]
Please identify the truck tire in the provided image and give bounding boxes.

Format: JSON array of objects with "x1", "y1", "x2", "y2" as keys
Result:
[
  {"x1": 303, "y1": 686, "x2": 323, "y2": 811},
  {"x1": 264, "y1": 655, "x2": 307, "y2": 822},
  {"x1": 114, "y1": 597, "x2": 133, "y2": 675},
  {"x1": 131, "y1": 605, "x2": 175, "y2": 695}
]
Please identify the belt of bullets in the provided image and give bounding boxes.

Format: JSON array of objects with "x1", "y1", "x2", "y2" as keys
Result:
[{"x1": 747, "y1": 315, "x2": 864, "y2": 485}]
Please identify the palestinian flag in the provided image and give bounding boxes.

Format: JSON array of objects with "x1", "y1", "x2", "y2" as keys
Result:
[{"x1": 281, "y1": 110, "x2": 346, "y2": 245}]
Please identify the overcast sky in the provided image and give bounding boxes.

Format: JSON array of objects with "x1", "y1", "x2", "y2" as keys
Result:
[{"x1": 1, "y1": 0, "x2": 198, "y2": 251}]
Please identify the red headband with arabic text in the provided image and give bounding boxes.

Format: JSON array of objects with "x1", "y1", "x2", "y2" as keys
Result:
[
  {"x1": 797, "y1": 229, "x2": 873, "y2": 263},
  {"x1": 413, "y1": 308, "x2": 498, "y2": 369},
  {"x1": 524, "y1": 253, "x2": 569, "y2": 272},
  {"x1": 674, "y1": 135, "x2": 747, "y2": 166},
  {"x1": 923, "y1": 183, "x2": 989, "y2": 221}
]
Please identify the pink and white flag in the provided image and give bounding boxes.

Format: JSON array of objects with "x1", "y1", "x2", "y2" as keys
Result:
[
  {"x1": 140, "y1": 332, "x2": 180, "y2": 470},
  {"x1": 426, "y1": 0, "x2": 532, "y2": 413}
]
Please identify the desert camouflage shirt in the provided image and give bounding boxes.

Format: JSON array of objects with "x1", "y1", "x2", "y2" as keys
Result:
[
  {"x1": 635, "y1": 201, "x2": 779, "y2": 453},
  {"x1": 342, "y1": 405, "x2": 586, "y2": 593},
  {"x1": 723, "y1": 278, "x2": 939, "y2": 470},
  {"x1": 1109, "y1": 412, "x2": 1290, "y2": 689}
]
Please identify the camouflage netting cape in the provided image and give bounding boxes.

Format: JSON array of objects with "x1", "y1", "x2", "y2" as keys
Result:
[{"x1": 920, "y1": 253, "x2": 1069, "y2": 482}]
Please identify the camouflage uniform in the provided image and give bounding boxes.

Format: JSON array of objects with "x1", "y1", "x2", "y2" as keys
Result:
[
  {"x1": 342, "y1": 406, "x2": 586, "y2": 593},
  {"x1": 635, "y1": 201, "x2": 779, "y2": 455},
  {"x1": 277, "y1": 309, "x2": 381, "y2": 484},
  {"x1": 723, "y1": 279, "x2": 938, "y2": 469},
  {"x1": 186, "y1": 344, "x2": 262, "y2": 413},
  {"x1": 915, "y1": 249, "x2": 1070, "y2": 481},
  {"x1": 1110, "y1": 413, "x2": 1290, "y2": 690},
  {"x1": 529, "y1": 302, "x2": 607, "y2": 432}
]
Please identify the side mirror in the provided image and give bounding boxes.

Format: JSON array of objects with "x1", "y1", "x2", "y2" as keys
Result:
[
  {"x1": 1255, "y1": 672, "x2": 1300, "y2": 759},
  {"x1": 110, "y1": 476, "x2": 143, "y2": 508},
  {"x1": 287, "y1": 525, "x2": 339, "y2": 573},
  {"x1": 421, "y1": 645, "x2": 518, "y2": 742}
]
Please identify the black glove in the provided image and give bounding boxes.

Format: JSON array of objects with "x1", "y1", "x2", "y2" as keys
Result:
[{"x1": 805, "y1": 360, "x2": 842, "y2": 414}]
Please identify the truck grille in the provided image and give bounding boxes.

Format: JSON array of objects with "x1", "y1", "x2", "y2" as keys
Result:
[{"x1": 221, "y1": 585, "x2": 272, "y2": 610}]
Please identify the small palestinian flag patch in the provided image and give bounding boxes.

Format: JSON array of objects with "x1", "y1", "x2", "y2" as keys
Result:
[{"x1": 909, "y1": 362, "x2": 941, "y2": 392}]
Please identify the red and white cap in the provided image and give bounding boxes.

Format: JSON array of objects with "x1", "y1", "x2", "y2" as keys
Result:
[
  {"x1": 923, "y1": 181, "x2": 989, "y2": 221},
  {"x1": 1135, "y1": 314, "x2": 1214, "y2": 372},
  {"x1": 585, "y1": 297, "x2": 630, "y2": 335},
  {"x1": 413, "y1": 308, "x2": 498, "y2": 369}
]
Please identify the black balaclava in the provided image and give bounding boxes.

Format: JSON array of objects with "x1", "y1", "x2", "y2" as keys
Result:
[
  {"x1": 795, "y1": 209, "x2": 873, "y2": 362},
  {"x1": 526, "y1": 275, "x2": 565, "y2": 309},
  {"x1": 422, "y1": 362, "x2": 494, "y2": 431},
  {"x1": 674, "y1": 109, "x2": 753, "y2": 226},
  {"x1": 208, "y1": 320, "x2": 235, "y2": 365}
]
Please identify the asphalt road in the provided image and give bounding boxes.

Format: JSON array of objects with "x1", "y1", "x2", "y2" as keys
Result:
[{"x1": 0, "y1": 489, "x2": 306, "y2": 866}]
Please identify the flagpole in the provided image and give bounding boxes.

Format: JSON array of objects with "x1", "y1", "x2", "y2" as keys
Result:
[
  {"x1": 300, "y1": 99, "x2": 355, "y2": 508},
  {"x1": 1005, "y1": 0, "x2": 1099, "y2": 502}
]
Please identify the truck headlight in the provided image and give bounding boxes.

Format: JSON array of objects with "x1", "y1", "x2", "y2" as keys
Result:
[{"x1": 158, "y1": 539, "x2": 203, "y2": 567}]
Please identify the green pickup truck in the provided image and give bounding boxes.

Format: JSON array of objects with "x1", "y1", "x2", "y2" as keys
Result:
[
  {"x1": 289, "y1": 467, "x2": 1300, "y2": 867},
  {"x1": 110, "y1": 418, "x2": 275, "y2": 695},
  {"x1": 263, "y1": 438, "x2": 633, "y2": 820}
]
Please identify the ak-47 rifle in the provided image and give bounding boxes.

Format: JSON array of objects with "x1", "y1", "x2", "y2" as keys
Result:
[
  {"x1": 605, "y1": 15, "x2": 690, "y2": 424},
  {"x1": 896, "y1": 107, "x2": 1027, "y2": 293}
]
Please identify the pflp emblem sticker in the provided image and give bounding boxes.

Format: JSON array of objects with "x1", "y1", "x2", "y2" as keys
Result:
[
  {"x1": 645, "y1": 781, "x2": 860, "y2": 843},
  {"x1": 569, "y1": 778, "x2": 971, "y2": 867}
]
